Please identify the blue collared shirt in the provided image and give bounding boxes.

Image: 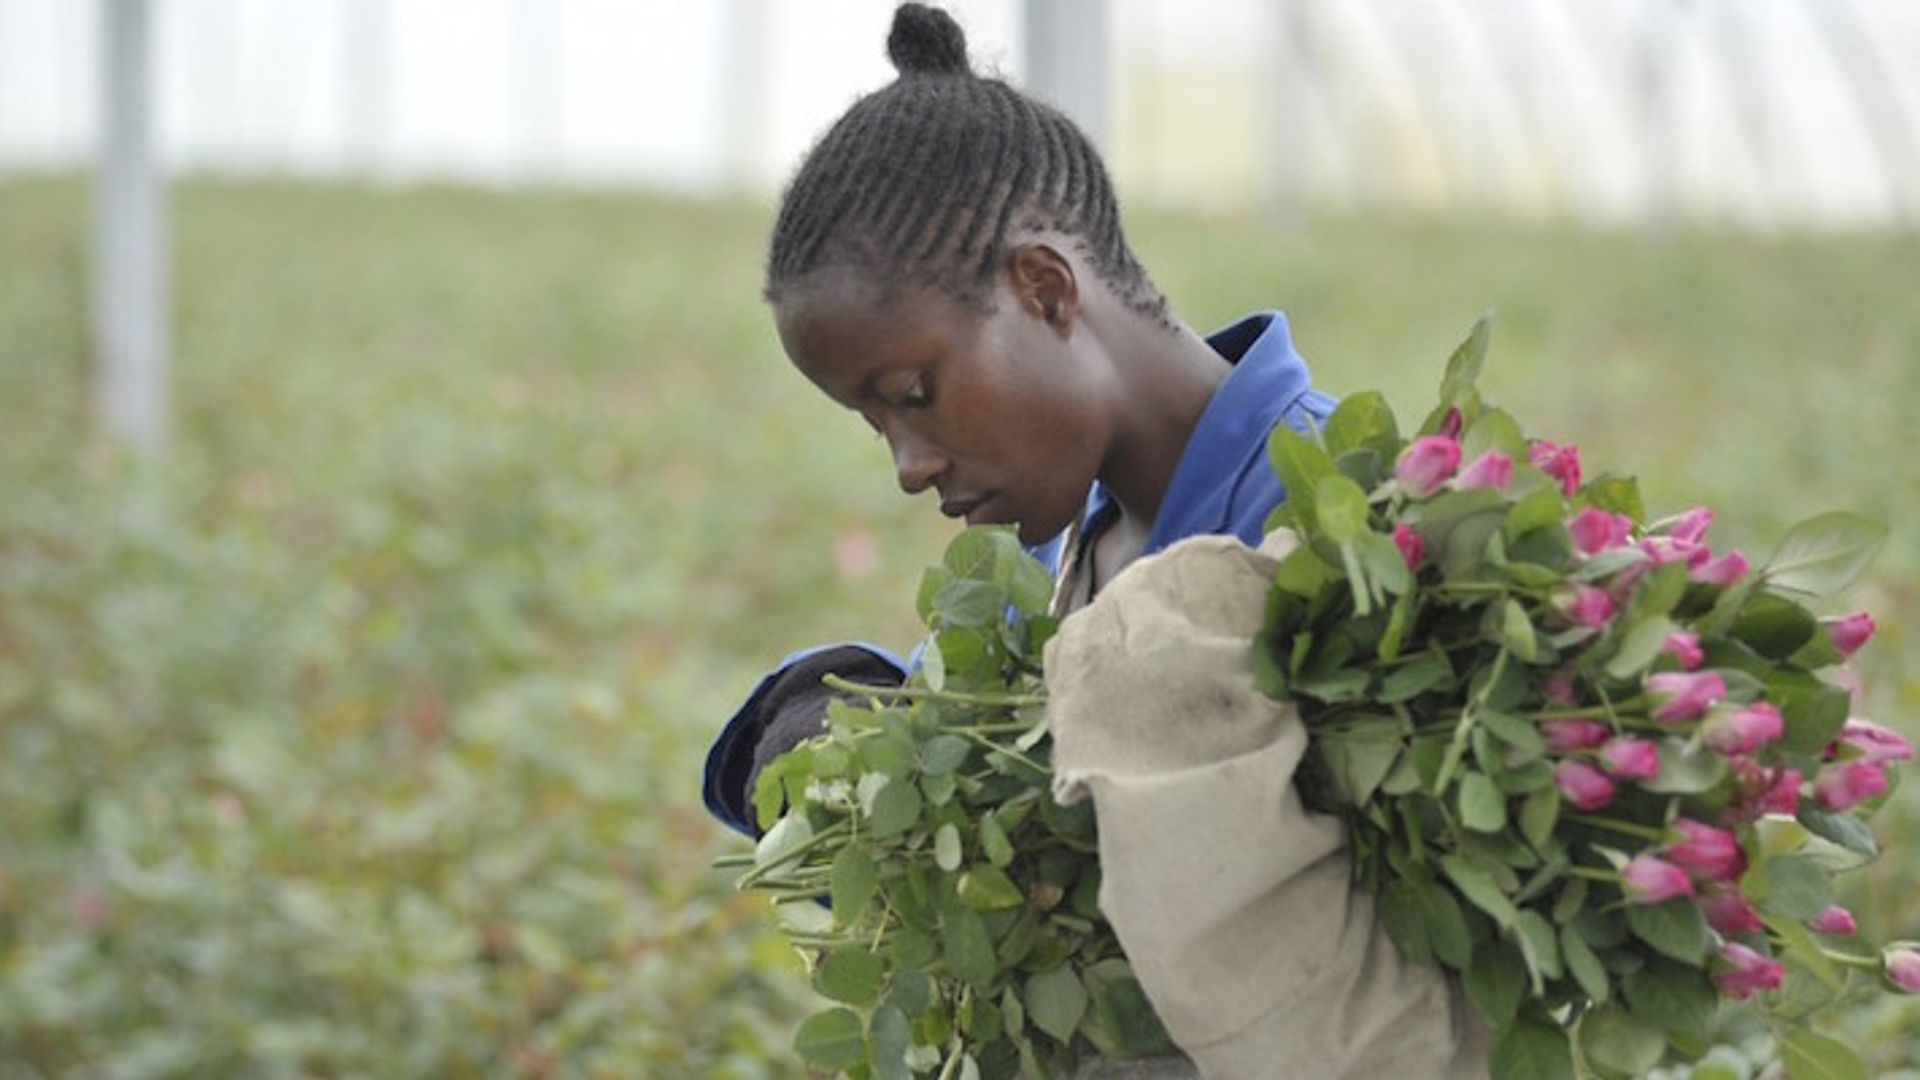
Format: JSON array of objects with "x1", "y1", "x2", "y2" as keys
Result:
[{"x1": 702, "y1": 310, "x2": 1335, "y2": 836}]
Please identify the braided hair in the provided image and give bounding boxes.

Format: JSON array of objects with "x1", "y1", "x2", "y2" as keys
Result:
[{"x1": 765, "y1": 3, "x2": 1166, "y2": 321}]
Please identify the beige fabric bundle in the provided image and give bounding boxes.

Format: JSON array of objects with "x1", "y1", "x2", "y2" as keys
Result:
[{"x1": 1045, "y1": 532, "x2": 1490, "y2": 1080}]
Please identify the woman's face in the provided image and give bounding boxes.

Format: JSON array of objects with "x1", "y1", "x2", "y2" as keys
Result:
[{"x1": 774, "y1": 260, "x2": 1118, "y2": 546}]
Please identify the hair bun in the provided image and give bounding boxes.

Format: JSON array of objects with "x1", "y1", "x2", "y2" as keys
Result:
[{"x1": 886, "y1": 3, "x2": 971, "y2": 78}]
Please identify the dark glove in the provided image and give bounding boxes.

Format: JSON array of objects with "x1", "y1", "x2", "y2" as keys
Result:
[{"x1": 745, "y1": 645, "x2": 904, "y2": 814}]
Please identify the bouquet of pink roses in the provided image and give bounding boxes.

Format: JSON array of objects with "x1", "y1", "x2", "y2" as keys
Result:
[{"x1": 1257, "y1": 317, "x2": 1914, "y2": 1078}]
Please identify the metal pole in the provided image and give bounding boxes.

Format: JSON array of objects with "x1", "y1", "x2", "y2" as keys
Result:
[
  {"x1": 1021, "y1": 0, "x2": 1108, "y2": 150},
  {"x1": 94, "y1": 0, "x2": 169, "y2": 452}
]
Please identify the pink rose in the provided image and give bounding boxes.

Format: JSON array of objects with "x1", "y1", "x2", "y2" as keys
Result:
[
  {"x1": 1647, "y1": 670, "x2": 1726, "y2": 723},
  {"x1": 1723, "y1": 761, "x2": 1802, "y2": 823},
  {"x1": 1661, "y1": 631, "x2": 1704, "y2": 669},
  {"x1": 1391, "y1": 521, "x2": 1426, "y2": 568},
  {"x1": 1567, "y1": 507, "x2": 1635, "y2": 555},
  {"x1": 1664, "y1": 818, "x2": 1745, "y2": 881},
  {"x1": 1809, "y1": 905, "x2": 1858, "y2": 936},
  {"x1": 1455, "y1": 448, "x2": 1514, "y2": 491},
  {"x1": 1825, "y1": 611, "x2": 1876, "y2": 659},
  {"x1": 1700, "y1": 885, "x2": 1764, "y2": 936},
  {"x1": 1395, "y1": 436, "x2": 1461, "y2": 497},
  {"x1": 1700, "y1": 702, "x2": 1785, "y2": 756},
  {"x1": 1887, "y1": 947, "x2": 1920, "y2": 994},
  {"x1": 1540, "y1": 671, "x2": 1579, "y2": 707},
  {"x1": 1665, "y1": 506, "x2": 1715, "y2": 546},
  {"x1": 1814, "y1": 759, "x2": 1890, "y2": 810},
  {"x1": 1690, "y1": 548, "x2": 1750, "y2": 586},
  {"x1": 1542, "y1": 719, "x2": 1611, "y2": 753},
  {"x1": 1554, "y1": 584, "x2": 1615, "y2": 629},
  {"x1": 1621, "y1": 853, "x2": 1694, "y2": 904},
  {"x1": 1835, "y1": 718, "x2": 1914, "y2": 764},
  {"x1": 1714, "y1": 942, "x2": 1785, "y2": 1000},
  {"x1": 1528, "y1": 439, "x2": 1582, "y2": 496},
  {"x1": 1599, "y1": 737, "x2": 1661, "y2": 781},
  {"x1": 1554, "y1": 759, "x2": 1616, "y2": 810}
]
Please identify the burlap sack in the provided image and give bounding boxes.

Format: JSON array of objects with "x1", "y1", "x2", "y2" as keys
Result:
[{"x1": 1045, "y1": 532, "x2": 1490, "y2": 1080}]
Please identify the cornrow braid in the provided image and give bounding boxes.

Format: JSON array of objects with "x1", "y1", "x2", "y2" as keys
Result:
[{"x1": 765, "y1": 3, "x2": 1166, "y2": 321}]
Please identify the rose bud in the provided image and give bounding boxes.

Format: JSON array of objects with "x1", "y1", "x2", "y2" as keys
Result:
[
  {"x1": 1540, "y1": 671, "x2": 1579, "y2": 707},
  {"x1": 1529, "y1": 439, "x2": 1582, "y2": 496},
  {"x1": 1700, "y1": 702, "x2": 1785, "y2": 756},
  {"x1": 1836, "y1": 718, "x2": 1914, "y2": 764},
  {"x1": 1690, "y1": 548, "x2": 1750, "y2": 586},
  {"x1": 1714, "y1": 942, "x2": 1785, "y2": 1000},
  {"x1": 1554, "y1": 584, "x2": 1615, "y2": 629},
  {"x1": 1621, "y1": 854, "x2": 1694, "y2": 904},
  {"x1": 1554, "y1": 759, "x2": 1616, "y2": 810},
  {"x1": 1824, "y1": 611, "x2": 1876, "y2": 659},
  {"x1": 1699, "y1": 884, "x2": 1764, "y2": 936},
  {"x1": 1814, "y1": 759, "x2": 1890, "y2": 810},
  {"x1": 1661, "y1": 631, "x2": 1704, "y2": 670},
  {"x1": 1664, "y1": 506, "x2": 1715, "y2": 546},
  {"x1": 1567, "y1": 507, "x2": 1635, "y2": 555},
  {"x1": 1455, "y1": 448, "x2": 1514, "y2": 492},
  {"x1": 1664, "y1": 818, "x2": 1745, "y2": 882},
  {"x1": 1647, "y1": 670, "x2": 1726, "y2": 723},
  {"x1": 1391, "y1": 521, "x2": 1426, "y2": 568},
  {"x1": 1542, "y1": 719, "x2": 1611, "y2": 753},
  {"x1": 1809, "y1": 906, "x2": 1858, "y2": 936},
  {"x1": 1886, "y1": 946, "x2": 1920, "y2": 994},
  {"x1": 1395, "y1": 435, "x2": 1462, "y2": 497},
  {"x1": 1599, "y1": 737, "x2": 1661, "y2": 781}
]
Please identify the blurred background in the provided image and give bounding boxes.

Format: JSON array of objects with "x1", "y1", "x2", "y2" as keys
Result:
[{"x1": 2, "y1": 1, "x2": 1917, "y2": 1076}]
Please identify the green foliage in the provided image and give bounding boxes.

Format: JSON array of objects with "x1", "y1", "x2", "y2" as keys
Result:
[{"x1": 737, "y1": 529, "x2": 1173, "y2": 1078}]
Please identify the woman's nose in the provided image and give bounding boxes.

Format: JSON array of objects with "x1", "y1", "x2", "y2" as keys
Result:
[{"x1": 888, "y1": 428, "x2": 947, "y2": 495}]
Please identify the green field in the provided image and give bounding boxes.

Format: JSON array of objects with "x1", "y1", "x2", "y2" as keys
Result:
[{"x1": 2, "y1": 177, "x2": 1917, "y2": 1077}]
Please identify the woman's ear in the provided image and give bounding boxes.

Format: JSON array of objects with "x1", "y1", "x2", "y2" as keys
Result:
[{"x1": 1006, "y1": 242, "x2": 1079, "y2": 334}]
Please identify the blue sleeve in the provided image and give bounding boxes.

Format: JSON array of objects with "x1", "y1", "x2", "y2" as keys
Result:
[{"x1": 701, "y1": 642, "x2": 908, "y2": 838}]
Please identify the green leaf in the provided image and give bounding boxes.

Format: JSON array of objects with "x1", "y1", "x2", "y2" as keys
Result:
[
  {"x1": 1578, "y1": 1002, "x2": 1666, "y2": 1078},
  {"x1": 1315, "y1": 475, "x2": 1372, "y2": 545},
  {"x1": 793, "y1": 1007, "x2": 867, "y2": 1071},
  {"x1": 1622, "y1": 961, "x2": 1716, "y2": 1039},
  {"x1": 1779, "y1": 1027, "x2": 1868, "y2": 1080},
  {"x1": 979, "y1": 812, "x2": 1016, "y2": 867},
  {"x1": 1024, "y1": 965, "x2": 1089, "y2": 1045},
  {"x1": 1758, "y1": 854, "x2": 1834, "y2": 922},
  {"x1": 942, "y1": 907, "x2": 999, "y2": 989},
  {"x1": 1560, "y1": 923, "x2": 1610, "y2": 1004},
  {"x1": 933, "y1": 578, "x2": 1007, "y2": 629},
  {"x1": 1638, "y1": 738, "x2": 1729, "y2": 795},
  {"x1": 1489, "y1": 1013, "x2": 1574, "y2": 1080},
  {"x1": 1519, "y1": 786, "x2": 1560, "y2": 850},
  {"x1": 1267, "y1": 423, "x2": 1337, "y2": 535},
  {"x1": 1316, "y1": 716, "x2": 1404, "y2": 806},
  {"x1": 1730, "y1": 592, "x2": 1820, "y2": 660},
  {"x1": 956, "y1": 866, "x2": 1025, "y2": 910},
  {"x1": 920, "y1": 733, "x2": 973, "y2": 776},
  {"x1": 934, "y1": 823, "x2": 963, "y2": 871},
  {"x1": 1580, "y1": 475, "x2": 1646, "y2": 522},
  {"x1": 1603, "y1": 614, "x2": 1677, "y2": 680},
  {"x1": 1797, "y1": 805, "x2": 1878, "y2": 858},
  {"x1": 1380, "y1": 650, "x2": 1454, "y2": 703},
  {"x1": 1323, "y1": 389, "x2": 1401, "y2": 458},
  {"x1": 1513, "y1": 909, "x2": 1563, "y2": 990},
  {"x1": 1624, "y1": 896, "x2": 1710, "y2": 963},
  {"x1": 1442, "y1": 854, "x2": 1519, "y2": 929},
  {"x1": 831, "y1": 845, "x2": 880, "y2": 917},
  {"x1": 1460, "y1": 771, "x2": 1508, "y2": 833},
  {"x1": 814, "y1": 947, "x2": 888, "y2": 1006},
  {"x1": 1762, "y1": 511, "x2": 1887, "y2": 597},
  {"x1": 869, "y1": 1005, "x2": 912, "y2": 1080},
  {"x1": 1442, "y1": 313, "x2": 1495, "y2": 392},
  {"x1": 866, "y1": 776, "x2": 923, "y2": 839},
  {"x1": 1493, "y1": 599, "x2": 1540, "y2": 662}
]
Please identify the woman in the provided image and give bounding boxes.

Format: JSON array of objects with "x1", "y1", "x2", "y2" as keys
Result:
[
  {"x1": 702, "y1": 1, "x2": 1331, "y2": 840},
  {"x1": 702, "y1": 6, "x2": 1488, "y2": 1077}
]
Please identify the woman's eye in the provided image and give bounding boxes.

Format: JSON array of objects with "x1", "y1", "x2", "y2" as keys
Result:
[{"x1": 899, "y1": 376, "x2": 933, "y2": 409}]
